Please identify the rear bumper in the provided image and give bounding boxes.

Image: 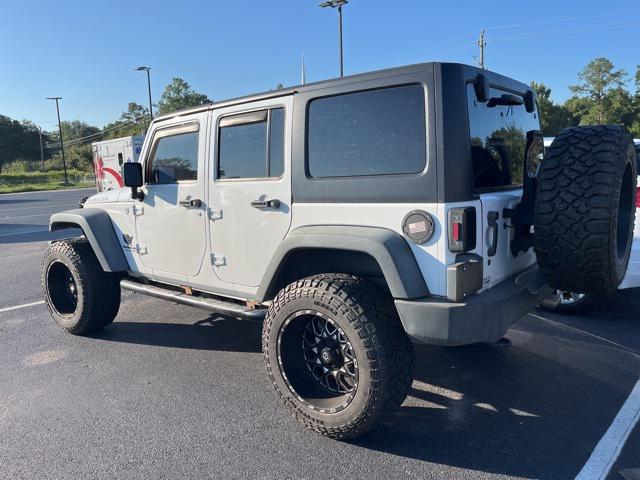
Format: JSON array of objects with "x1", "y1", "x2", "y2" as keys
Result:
[{"x1": 395, "y1": 265, "x2": 552, "y2": 346}]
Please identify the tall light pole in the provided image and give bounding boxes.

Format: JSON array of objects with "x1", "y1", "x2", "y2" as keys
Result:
[
  {"x1": 135, "y1": 66, "x2": 153, "y2": 124},
  {"x1": 46, "y1": 97, "x2": 68, "y2": 184},
  {"x1": 319, "y1": 0, "x2": 348, "y2": 77}
]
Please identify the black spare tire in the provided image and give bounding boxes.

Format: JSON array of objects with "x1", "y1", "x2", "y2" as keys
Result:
[{"x1": 534, "y1": 125, "x2": 637, "y2": 294}]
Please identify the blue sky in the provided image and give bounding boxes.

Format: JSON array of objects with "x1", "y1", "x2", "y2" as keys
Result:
[{"x1": 2, "y1": 0, "x2": 639, "y2": 131}]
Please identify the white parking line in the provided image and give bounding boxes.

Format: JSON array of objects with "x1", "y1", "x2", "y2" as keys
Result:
[
  {"x1": 576, "y1": 379, "x2": 640, "y2": 480},
  {"x1": 529, "y1": 313, "x2": 640, "y2": 360},
  {"x1": 0, "y1": 300, "x2": 45, "y2": 314}
]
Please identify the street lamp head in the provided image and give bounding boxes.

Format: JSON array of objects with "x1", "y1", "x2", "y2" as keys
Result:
[
  {"x1": 319, "y1": 0, "x2": 348, "y2": 7},
  {"x1": 46, "y1": 97, "x2": 62, "y2": 100},
  {"x1": 135, "y1": 66, "x2": 151, "y2": 71}
]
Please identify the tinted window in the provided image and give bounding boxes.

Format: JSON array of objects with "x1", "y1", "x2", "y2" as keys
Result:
[
  {"x1": 307, "y1": 85, "x2": 426, "y2": 178},
  {"x1": 150, "y1": 131, "x2": 198, "y2": 183},
  {"x1": 467, "y1": 84, "x2": 541, "y2": 190},
  {"x1": 269, "y1": 108, "x2": 285, "y2": 177},
  {"x1": 218, "y1": 108, "x2": 285, "y2": 179},
  {"x1": 219, "y1": 121, "x2": 266, "y2": 179}
]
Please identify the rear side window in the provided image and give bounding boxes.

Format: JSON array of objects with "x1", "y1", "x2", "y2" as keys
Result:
[
  {"x1": 467, "y1": 84, "x2": 540, "y2": 191},
  {"x1": 307, "y1": 85, "x2": 426, "y2": 178},
  {"x1": 149, "y1": 131, "x2": 199, "y2": 183},
  {"x1": 218, "y1": 108, "x2": 285, "y2": 180}
]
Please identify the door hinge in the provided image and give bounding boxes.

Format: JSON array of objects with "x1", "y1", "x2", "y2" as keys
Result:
[
  {"x1": 208, "y1": 208, "x2": 222, "y2": 221},
  {"x1": 211, "y1": 253, "x2": 226, "y2": 266},
  {"x1": 135, "y1": 243, "x2": 148, "y2": 255},
  {"x1": 133, "y1": 205, "x2": 144, "y2": 216}
]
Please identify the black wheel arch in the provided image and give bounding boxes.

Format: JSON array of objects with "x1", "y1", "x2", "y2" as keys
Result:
[
  {"x1": 50, "y1": 208, "x2": 129, "y2": 273},
  {"x1": 256, "y1": 225, "x2": 429, "y2": 302}
]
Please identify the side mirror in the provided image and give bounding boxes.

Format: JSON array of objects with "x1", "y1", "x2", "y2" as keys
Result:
[{"x1": 123, "y1": 162, "x2": 144, "y2": 201}]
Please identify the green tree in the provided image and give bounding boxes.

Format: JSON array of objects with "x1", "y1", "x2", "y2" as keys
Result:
[
  {"x1": 569, "y1": 57, "x2": 627, "y2": 123},
  {"x1": 46, "y1": 120, "x2": 100, "y2": 172},
  {"x1": 531, "y1": 81, "x2": 571, "y2": 135},
  {"x1": 103, "y1": 102, "x2": 149, "y2": 139},
  {"x1": 156, "y1": 78, "x2": 211, "y2": 115},
  {"x1": 0, "y1": 115, "x2": 47, "y2": 171}
]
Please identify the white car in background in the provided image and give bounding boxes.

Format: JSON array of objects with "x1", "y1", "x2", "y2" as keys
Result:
[{"x1": 542, "y1": 140, "x2": 640, "y2": 312}]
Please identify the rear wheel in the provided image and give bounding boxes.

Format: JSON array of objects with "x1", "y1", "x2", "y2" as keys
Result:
[
  {"x1": 42, "y1": 239, "x2": 121, "y2": 335},
  {"x1": 262, "y1": 273, "x2": 414, "y2": 440}
]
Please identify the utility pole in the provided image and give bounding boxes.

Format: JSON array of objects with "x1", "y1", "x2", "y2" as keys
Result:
[
  {"x1": 38, "y1": 126, "x2": 45, "y2": 172},
  {"x1": 319, "y1": 0, "x2": 348, "y2": 77},
  {"x1": 477, "y1": 29, "x2": 486, "y2": 70},
  {"x1": 46, "y1": 97, "x2": 68, "y2": 184}
]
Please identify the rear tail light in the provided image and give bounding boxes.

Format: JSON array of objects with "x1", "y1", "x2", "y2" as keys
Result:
[
  {"x1": 448, "y1": 207, "x2": 476, "y2": 253},
  {"x1": 636, "y1": 187, "x2": 640, "y2": 208}
]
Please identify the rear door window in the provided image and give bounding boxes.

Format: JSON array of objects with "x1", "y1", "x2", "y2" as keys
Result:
[
  {"x1": 217, "y1": 108, "x2": 285, "y2": 180},
  {"x1": 467, "y1": 84, "x2": 540, "y2": 191}
]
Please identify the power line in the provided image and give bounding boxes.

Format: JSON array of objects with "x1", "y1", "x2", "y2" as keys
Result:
[
  {"x1": 47, "y1": 116, "x2": 146, "y2": 149},
  {"x1": 490, "y1": 21, "x2": 640, "y2": 43}
]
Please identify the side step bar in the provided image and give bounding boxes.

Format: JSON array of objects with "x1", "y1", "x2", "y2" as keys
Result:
[{"x1": 120, "y1": 278, "x2": 266, "y2": 321}]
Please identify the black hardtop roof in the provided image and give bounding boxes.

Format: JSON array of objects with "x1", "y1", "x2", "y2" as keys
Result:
[{"x1": 153, "y1": 61, "x2": 529, "y2": 123}]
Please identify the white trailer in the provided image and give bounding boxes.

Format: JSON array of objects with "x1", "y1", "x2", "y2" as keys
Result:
[{"x1": 92, "y1": 135, "x2": 144, "y2": 192}]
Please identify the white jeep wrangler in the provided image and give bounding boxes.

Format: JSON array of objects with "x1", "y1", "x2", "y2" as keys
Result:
[{"x1": 42, "y1": 62, "x2": 637, "y2": 439}]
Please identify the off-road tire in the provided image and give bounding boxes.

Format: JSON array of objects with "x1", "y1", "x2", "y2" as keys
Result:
[
  {"x1": 535, "y1": 125, "x2": 637, "y2": 294},
  {"x1": 262, "y1": 273, "x2": 414, "y2": 440},
  {"x1": 42, "y1": 239, "x2": 121, "y2": 335}
]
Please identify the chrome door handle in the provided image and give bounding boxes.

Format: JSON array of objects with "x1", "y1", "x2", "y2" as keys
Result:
[
  {"x1": 251, "y1": 199, "x2": 280, "y2": 210},
  {"x1": 179, "y1": 198, "x2": 202, "y2": 208}
]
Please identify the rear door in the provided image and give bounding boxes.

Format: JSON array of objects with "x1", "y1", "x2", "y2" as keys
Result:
[
  {"x1": 466, "y1": 83, "x2": 540, "y2": 289},
  {"x1": 208, "y1": 96, "x2": 293, "y2": 287}
]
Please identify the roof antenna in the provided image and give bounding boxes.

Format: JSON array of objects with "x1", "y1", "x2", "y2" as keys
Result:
[{"x1": 301, "y1": 52, "x2": 306, "y2": 85}]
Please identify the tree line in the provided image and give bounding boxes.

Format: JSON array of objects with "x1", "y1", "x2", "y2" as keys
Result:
[
  {"x1": 533, "y1": 57, "x2": 640, "y2": 136},
  {"x1": 0, "y1": 77, "x2": 210, "y2": 173},
  {"x1": 1, "y1": 57, "x2": 639, "y2": 174}
]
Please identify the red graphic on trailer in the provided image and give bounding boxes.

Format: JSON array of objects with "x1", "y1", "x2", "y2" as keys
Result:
[{"x1": 95, "y1": 156, "x2": 123, "y2": 191}]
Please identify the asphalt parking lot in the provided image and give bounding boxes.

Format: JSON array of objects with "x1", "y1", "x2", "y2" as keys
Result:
[{"x1": 1, "y1": 188, "x2": 639, "y2": 480}]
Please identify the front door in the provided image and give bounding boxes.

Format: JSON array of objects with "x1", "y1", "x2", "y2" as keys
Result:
[
  {"x1": 136, "y1": 115, "x2": 208, "y2": 278},
  {"x1": 209, "y1": 96, "x2": 293, "y2": 287}
]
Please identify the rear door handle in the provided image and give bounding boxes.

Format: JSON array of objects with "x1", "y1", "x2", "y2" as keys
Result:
[
  {"x1": 179, "y1": 198, "x2": 202, "y2": 208},
  {"x1": 251, "y1": 199, "x2": 280, "y2": 210}
]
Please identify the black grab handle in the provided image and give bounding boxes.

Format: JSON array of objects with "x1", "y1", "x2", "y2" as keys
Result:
[{"x1": 487, "y1": 211, "x2": 499, "y2": 257}]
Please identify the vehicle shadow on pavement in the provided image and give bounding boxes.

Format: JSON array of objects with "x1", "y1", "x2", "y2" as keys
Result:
[
  {"x1": 352, "y1": 311, "x2": 640, "y2": 480},
  {"x1": 92, "y1": 316, "x2": 263, "y2": 353}
]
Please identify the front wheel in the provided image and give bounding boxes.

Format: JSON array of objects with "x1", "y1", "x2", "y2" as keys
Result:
[
  {"x1": 42, "y1": 239, "x2": 121, "y2": 335},
  {"x1": 262, "y1": 273, "x2": 414, "y2": 440}
]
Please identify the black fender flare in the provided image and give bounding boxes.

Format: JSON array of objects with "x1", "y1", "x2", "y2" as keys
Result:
[
  {"x1": 49, "y1": 208, "x2": 129, "y2": 272},
  {"x1": 257, "y1": 225, "x2": 429, "y2": 301}
]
